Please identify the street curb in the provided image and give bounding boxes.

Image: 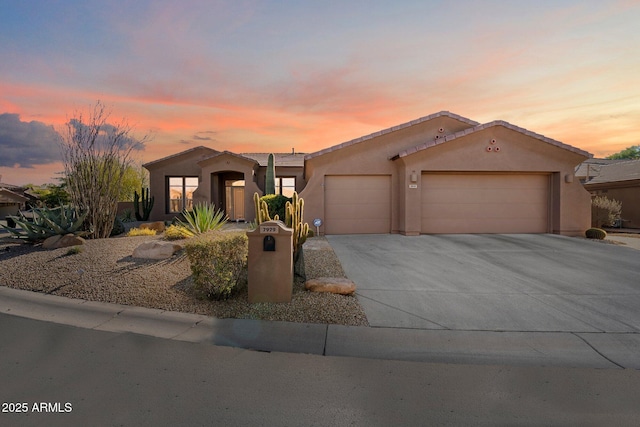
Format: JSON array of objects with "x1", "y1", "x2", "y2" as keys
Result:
[{"x1": 1, "y1": 286, "x2": 638, "y2": 369}]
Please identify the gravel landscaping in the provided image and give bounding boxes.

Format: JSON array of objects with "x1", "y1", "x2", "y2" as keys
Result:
[{"x1": 0, "y1": 233, "x2": 369, "y2": 326}]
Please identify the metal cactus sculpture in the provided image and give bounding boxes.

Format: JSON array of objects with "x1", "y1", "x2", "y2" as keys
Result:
[
  {"x1": 253, "y1": 192, "x2": 272, "y2": 224},
  {"x1": 285, "y1": 192, "x2": 309, "y2": 279},
  {"x1": 134, "y1": 187, "x2": 154, "y2": 221},
  {"x1": 252, "y1": 191, "x2": 309, "y2": 278},
  {"x1": 265, "y1": 153, "x2": 276, "y2": 195}
]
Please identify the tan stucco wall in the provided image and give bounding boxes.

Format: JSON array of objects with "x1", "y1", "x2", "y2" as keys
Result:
[
  {"x1": 198, "y1": 154, "x2": 262, "y2": 222},
  {"x1": 145, "y1": 148, "x2": 214, "y2": 222},
  {"x1": 301, "y1": 122, "x2": 590, "y2": 236},
  {"x1": 396, "y1": 126, "x2": 590, "y2": 236},
  {"x1": 301, "y1": 116, "x2": 474, "y2": 235}
]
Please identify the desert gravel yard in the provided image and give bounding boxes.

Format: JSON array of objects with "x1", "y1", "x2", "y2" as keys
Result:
[{"x1": 0, "y1": 234, "x2": 368, "y2": 326}]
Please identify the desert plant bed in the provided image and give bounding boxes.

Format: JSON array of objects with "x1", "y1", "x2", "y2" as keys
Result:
[{"x1": 0, "y1": 234, "x2": 368, "y2": 326}]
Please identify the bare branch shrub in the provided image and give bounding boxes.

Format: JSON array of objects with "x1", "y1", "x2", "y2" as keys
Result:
[
  {"x1": 592, "y1": 196, "x2": 622, "y2": 228},
  {"x1": 60, "y1": 101, "x2": 148, "y2": 238}
]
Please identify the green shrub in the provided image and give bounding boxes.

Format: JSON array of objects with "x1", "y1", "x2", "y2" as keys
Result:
[
  {"x1": 164, "y1": 224, "x2": 194, "y2": 240},
  {"x1": 119, "y1": 208, "x2": 135, "y2": 223},
  {"x1": 1, "y1": 204, "x2": 90, "y2": 241},
  {"x1": 184, "y1": 231, "x2": 248, "y2": 300},
  {"x1": 260, "y1": 194, "x2": 291, "y2": 221},
  {"x1": 177, "y1": 202, "x2": 227, "y2": 235},
  {"x1": 592, "y1": 196, "x2": 622, "y2": 227},
  {"x1": 110, "y1": 217, "x2": 125, "y2": 236},
  {"x1": 126, "y1": 227, "x2": 157, "y2": 236},
  {"x1": 585, "y1": 228, "x2": 607, "y2": 240},
  {"x1": 65, "y1": 246, "x2": 83, "y2": 255}
]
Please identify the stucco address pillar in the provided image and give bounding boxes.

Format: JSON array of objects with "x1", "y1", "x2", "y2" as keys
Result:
[{"x1": 247, "y1": 220, "x2": 294, "y2": 303}]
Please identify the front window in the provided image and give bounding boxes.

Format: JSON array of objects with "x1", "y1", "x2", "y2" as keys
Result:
[
  {"x1": 168, "y1": 176, "x2": 198, "y2": 213},
  {"x1": 276, "y1": 177, "x2": 296, "y2": 197}
]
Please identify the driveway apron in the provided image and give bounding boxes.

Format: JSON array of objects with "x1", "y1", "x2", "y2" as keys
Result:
[{"x1": 327, "y1": 234, "x2": 640, "y2": 332}]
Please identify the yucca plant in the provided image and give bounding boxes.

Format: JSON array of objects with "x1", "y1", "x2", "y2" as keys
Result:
[
  {"x1": 1, "y1": 204, "x2": 90, "y2": 241},
  {"x1": 177, "y1": 202, "x2": 228, "y2": 235}
]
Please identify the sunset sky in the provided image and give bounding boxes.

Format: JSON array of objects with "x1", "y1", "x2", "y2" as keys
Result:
[{"x1": 1, "y1": 0, "x2": 639, "y2": 185}]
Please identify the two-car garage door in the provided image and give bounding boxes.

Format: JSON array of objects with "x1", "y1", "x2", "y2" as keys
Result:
[
  {"x1": 323, "y1": 173, "x2": 549, "y2": 234},
  {"x1": 421, "y1": 173, "x2": 550, "y2": 234}
]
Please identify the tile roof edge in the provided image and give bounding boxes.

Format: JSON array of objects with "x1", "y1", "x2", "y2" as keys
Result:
[
  {"x1": 396, "y1": 120, "x2": 592, "y2": 159},
  {"x1": 305, "y1": 111, "x2": 479, "y2": 160},
  {"x1": 143, "y1": 146, "x2": 217, "y2": 167}
]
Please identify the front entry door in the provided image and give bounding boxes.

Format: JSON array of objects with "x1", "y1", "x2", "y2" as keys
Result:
[{"x1": 225, "y1": 180, "x2": 245, "y2": 221}]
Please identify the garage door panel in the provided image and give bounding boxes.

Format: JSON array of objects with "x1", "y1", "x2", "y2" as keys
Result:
[
  {"x1": 421, "y1": 174, "x2": 549, "y2": 234},
  {"x1": 325, "y1": 175, "x2": 391, "y2": 234}
]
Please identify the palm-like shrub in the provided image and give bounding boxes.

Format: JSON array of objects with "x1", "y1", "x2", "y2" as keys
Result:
[{"x1": 177, "y1": 203, "x2": 227, "y2": 235}]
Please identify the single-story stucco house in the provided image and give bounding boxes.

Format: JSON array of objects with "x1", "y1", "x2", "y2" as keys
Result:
[
  {"x1": 144, "y1": 111, "x2": 592, "y2": 236},
  {"x1": 0, "y1": 176, "x2": 34, "y2": 219},
  {"x1": 582, "y1": 158, "x2": 640, "y2": 229}
]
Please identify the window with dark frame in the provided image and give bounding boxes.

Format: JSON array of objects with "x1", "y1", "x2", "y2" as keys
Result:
[
  {"x1": 167, "y1": 176, "x2": 198, "y2": 213},
  {"x1": 276, "y1": 177, "x2": 296, "y2": 197}
]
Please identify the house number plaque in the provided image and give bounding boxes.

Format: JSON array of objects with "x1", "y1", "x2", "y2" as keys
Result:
[{"x1": 260, "y1": 225, "x2": 279, "y2": 234}]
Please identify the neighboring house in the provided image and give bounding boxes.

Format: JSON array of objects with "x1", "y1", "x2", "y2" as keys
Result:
[
  {"x1": 0, "y1": 175, "x2": 36, "y2": 219},
  {"x1": 144, "y1": 111, "x2": 592, "y2": 236},
  {"x1": 574, "y1": 158, "x2": 626, "y2": 184},
  {"x1": 582, "y1": 159, "x2": 640, "y2": 229}
]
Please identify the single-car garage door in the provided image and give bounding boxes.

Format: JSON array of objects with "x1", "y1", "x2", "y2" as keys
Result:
[
  {"x1": 421, "y1": 173, "x2": 549, "y2": 234},
  {"x1": 325, "y1": 175, "x2": 391, "y2": 234}
]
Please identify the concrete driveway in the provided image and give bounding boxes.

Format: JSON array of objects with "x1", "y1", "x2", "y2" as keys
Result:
[{"x1": 327, "y1": 234, "x2": 640, "y2": 332}]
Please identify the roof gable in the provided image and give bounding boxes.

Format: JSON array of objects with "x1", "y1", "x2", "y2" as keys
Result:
[
  {"x1": 393, "y1": 120, "x2": 592, "y2": 159},
  {"x1": 305, "y1": 111, "x2": 479, "y2": 161},
  {"x1": 0, "y1": 187, "x2": 28, "y2": 203},
  {"x1": 197, "y1": 150, "x2": 259, "y2": 167},
  {"x1": 143, "y1": 146, "x2": 218, "y2": 168}
]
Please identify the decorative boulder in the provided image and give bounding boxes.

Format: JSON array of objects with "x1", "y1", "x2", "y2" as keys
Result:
[
  {"x1": 305, "y1": 277, "x2": 356, "y2": 295},
  {"x1": 140, "y1": 221, "x2": 165, "y2": 233},
  {"x1": 133, "y1": 241, "x2": 182, "y2": 259},
  {"x1": 43, "y1": 234, "x2": 86, "y2": 250}
]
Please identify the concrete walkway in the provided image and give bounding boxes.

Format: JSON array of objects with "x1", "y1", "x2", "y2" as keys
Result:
[{"x1": 1, "y1": 286, "x2": 639, "y2": 369}]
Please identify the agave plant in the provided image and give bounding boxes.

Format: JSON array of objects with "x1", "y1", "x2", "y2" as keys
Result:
[
  {"x1": 177, "y1": 203, "x2": 228, "y2": 235},
  {"x1": 1, "y1": 204, "x2": 91, "y2": 241}
]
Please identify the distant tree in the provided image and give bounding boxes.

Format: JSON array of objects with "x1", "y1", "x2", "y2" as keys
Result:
[
  {"x1": 606, "y1": 145, "x2": 640, "y2": 160},
  {"x1": 119, "y1": 164, "x2": 148, "y2": 202},
  {"x1": 28, "y1": 182, "x2": 71, "y2": 207},
  {"x1": 60, "y1": 101, "x2": 149, "y2": 238}
]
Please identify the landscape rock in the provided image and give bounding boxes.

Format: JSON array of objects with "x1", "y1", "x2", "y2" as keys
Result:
[
  {"x1": 305, "y1": 277, "x2": 356, "y2": 295},
  {"x1": 43, "y1": 234, "x2": 85, "y2": 250},
  {"x1": 140, "y1": 221, "x2": 165, "y2": 233},
  {"x1": 132, "y1": 241, "x2": 182, "y2": 259}
]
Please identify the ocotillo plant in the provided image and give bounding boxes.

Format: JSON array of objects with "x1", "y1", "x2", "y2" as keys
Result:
[
  {"x1": 134, "y1": 187, "x2": 154, "y2": 221},
  {"x1": 265, "y1": 153, "x2": 276, "y2": 195}
]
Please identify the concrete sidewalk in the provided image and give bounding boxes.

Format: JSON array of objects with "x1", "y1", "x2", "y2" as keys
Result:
[{"x1": 1, "y1": 286, "x2": 638, "y2": 369}]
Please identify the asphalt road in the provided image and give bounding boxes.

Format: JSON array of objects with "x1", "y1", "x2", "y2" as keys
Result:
[{"x1": 2, "y1": 313, "x2": 640, "y2": 427}]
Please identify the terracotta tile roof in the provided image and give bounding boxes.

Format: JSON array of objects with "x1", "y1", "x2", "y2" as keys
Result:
[
  {"x1": 394, "y1": 120, "x2": 592, "y2": 159},
  {"x1": 584, "y1": 159, "x2": 640, "y2": 185},
  {"x1": 305, "y1": 111, "x2": 479, "y2": 161}
]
